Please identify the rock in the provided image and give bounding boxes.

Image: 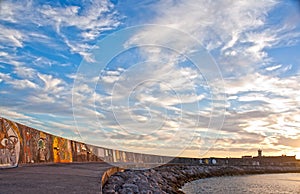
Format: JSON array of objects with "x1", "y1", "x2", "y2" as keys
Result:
[
  {"x1": 140, "y1": 189, "x2": 153, "y2": 194},
  {"x1": 119, "y1": 187, "x2": 133, "y2": 194},
  {"x1": 102, "y1": 189, "x2": 117, "y2": 194},
  {"x1": 122, "y1": 183, "x2": 139, "y2": 193},
  {"x1": 103, "y1": 165, "x2": 300, "y2": 193}
]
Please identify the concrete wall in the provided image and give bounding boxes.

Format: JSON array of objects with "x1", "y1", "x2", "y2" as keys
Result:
[
  {"x1": 0, "y1": 117, "x2": 198, "y2": 169},
  {"x1": 0, "y1": 118, "x2": 20, "y2": 168},
  {"x1": 199, "y1": 156, "x2": 298, "y2": 166},
  {"x1": 0, "y1": 117, "x2": 104, "y2": 168}
]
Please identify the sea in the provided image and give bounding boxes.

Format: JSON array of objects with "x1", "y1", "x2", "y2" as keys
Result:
[{"x1": 181, "y1": 173, "x2": 300, "y2": 194}]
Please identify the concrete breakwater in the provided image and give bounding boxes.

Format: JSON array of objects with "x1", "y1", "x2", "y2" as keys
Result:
[
  {"x1": 102, "y1": 165, "x2": 300, "y2": 194},
  {"x1": 0, "y1": 117, "x2": 194, "y2": 169}
]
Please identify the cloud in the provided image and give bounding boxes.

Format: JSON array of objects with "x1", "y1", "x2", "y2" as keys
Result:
[
  {"x1": 13, "y1": 66, "x2": 36, "y2": 78},
  {"x1": 1, "y1": 0, "x2": 300, "y2": 157},
  {"x1": 0, "y1": 72, "x2": 37, "y2": 89},
  {"x1": 38, "y1": 1, "x2": 120, "y2": 40},
  {"x1": 0, "y1": 26, "x2": 24, "y2": 47},
  {"x1": 101, "y1": 0, "x2": 276, "y2": 151},
  {"x1": 0, "y1": 0, "x2": 121, "y2": 60},
  {"x1": 37, "y1": 1, "x2": 121, "y2": 60},
  {"x1": 0, "y1": 0, "x2": 121, "y2": 130},
  {"x1": 266, "y1": 64, "x2": 282, "y2": 71},
  {"x1": 37, "y1": 73, "x2": 65, "y2": 93},
  {"x1": 274, "y1": 136, "x2": 300, "y2": 148},
  {"x1": 72, "y1": 0, "x2": 300, "y2": 156},
  {"x1": 0, "y1": 106, "x2": 33, "y2": 120},
  {"x1": 11, "y1": 79, "x2": 38, "y2": 89},
  {"x1": 132, "y1": 0, "x2": 277, "y2": 57}
]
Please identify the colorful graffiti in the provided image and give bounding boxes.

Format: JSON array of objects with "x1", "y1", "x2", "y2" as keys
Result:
[
  {"x1": 53, "y1": 137, "x2": 72, "y2": 163},
  {"x1": 37, "y1": 132, "x2": 52, "y2": 162},
  {"x1": 18, "y1": 124, "x2": 53, "y2": 164},
  {"x1": 71, "y1": 141, "x2": 87, "y2": 162},
  {"x1": 0, "y1": 118, "x2": 21, "y2": 168},
  {"x1": 21, "y1": 126, "x2": 38, "y2": 163},
  {"x1": 88, "y1": 146, "x2": 105, "y2": 161},
  {"x1": 1, "y1": 117, "x2": 193, "y2": 169}
]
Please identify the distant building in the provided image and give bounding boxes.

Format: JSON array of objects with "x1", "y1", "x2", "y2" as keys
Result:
[
  {"x1": 258, "y1": 149, "x2": 262, "y2": 157},
  {"x1": 253, "y1": 155, "x2": 297, "y2": 166},
  {"x1": 199, "y1": 152, "x2": 298, "y2": 166}
]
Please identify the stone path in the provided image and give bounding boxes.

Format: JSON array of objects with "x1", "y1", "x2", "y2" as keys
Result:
[{"x1": 0, "y1": 162, "x2": 112, "y2": 194}]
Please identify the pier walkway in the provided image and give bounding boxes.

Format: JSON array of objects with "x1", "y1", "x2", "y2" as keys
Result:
[{"x1": 0, "y1": 162, "x2": 112, "y2": 194}]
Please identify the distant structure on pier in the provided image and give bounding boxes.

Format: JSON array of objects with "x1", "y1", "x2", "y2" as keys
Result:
[
  {"x1": 199, "y1": 149, "x2": 298, "y2": 166},
  {"x1": 258, "y1": 149, "x2": 262, "y2": 157}
]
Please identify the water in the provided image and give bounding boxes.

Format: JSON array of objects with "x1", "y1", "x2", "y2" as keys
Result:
[{"x1": 181, "y1": 173, "x2": 300, "y2": 194}]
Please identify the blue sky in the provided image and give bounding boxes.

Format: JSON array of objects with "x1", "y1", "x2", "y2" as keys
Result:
[{"x1": 0, "y1": 0, "x2": 300, "y2": 158}]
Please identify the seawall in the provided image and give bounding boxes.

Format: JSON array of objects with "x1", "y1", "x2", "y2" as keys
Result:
[
  {"x1": 3, "y1": 117, "x2": 300, "y2": 193},
  {"x1": 0, "y1": 117, "x2": 104, "y2": 168},
  {"x1": 102, "y1": 165, "x2": 300, "y2": 194},
  {"x1": 0, "y1": 117, "x2": 200, "y2": 193},
  {"x1": 0, "y1": 117, "x2": 191, "y2": 169}
]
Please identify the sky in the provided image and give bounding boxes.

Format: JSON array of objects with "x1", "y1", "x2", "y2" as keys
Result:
[{"x1": 0, "y1": 0, "x2": 300, "y2": 159}]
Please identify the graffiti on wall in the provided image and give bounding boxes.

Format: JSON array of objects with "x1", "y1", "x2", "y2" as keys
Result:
[
  {"x1": 37, "y1": 132, "x2": 52, "y2": 162},
  {"x1": 1, "y1": 117, "x2": 188, "y2": 168},
  {"x1": 86, "y1": 145, "x2": 100, "y2": 162},
  {"x1": 19, "y1": 124, "x2": 53, "y2": 163},
  {"x1": 71, "y1": 141, "x2": 87, "y2": 162},
  {"x1": 21, "y1": 126, "x2": 38, "y2": 163},
  {"x1": 104, "y1": 149, "x2": 113, "y2": 162},
  {"x1": 53, "y1": 136, "x2": 72, "y2": 163},
  {"x1": 0, "y1": 118, "x2": 21, "y2": 168},
  {"x1": 96, "y1": 147, "x2": 105, "y2": 160}
]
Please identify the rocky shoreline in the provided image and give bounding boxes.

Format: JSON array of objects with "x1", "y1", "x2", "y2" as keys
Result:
[{"x1": 103, "y1": 165, "x2": 300, "y2": 194}]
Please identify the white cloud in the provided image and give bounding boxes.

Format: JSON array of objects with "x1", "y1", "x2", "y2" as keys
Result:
[
  {"x1": 0, "y1": 106, "x2": 32, "y2": 120},
  {"x1": 0, "y1": 72, "x2": 11, "y2": 81},
  {"x1": 28, "y1": 94, "x2": 53, "y2": 104},
  {"x1": 1, "y1": 0, "x2": 300, "y2": 157},
  {"x1": 13, "y1": 66, "x2": 36, "y2": 78},
  {"x1": 140, "y1": 0, "x2": 277, "y2": 53},
  {"x1": 11, "y1": 79, "x2": 38, "y2": 89},
  {"x1": 266, "y1": 64, "x2": 282, "y2": 71},
  {"x1": 74, "y1": 0, "x2": 283, "y2": 153},
  {"x1": 0, "y1": 72, "x2": 37, "y2": 89},
  {"x1": 96, "y1": 0, "x2": 300, "y2": 155},
  {"x1": 0, "y1": 25, "x2": 24, "y2": 47},
  {"x1": 36, "y1": 1, "x2": 121, "y2": 59},
  {"x1": 38, "y1": 1, "x2": 120, "y2": 40},
  {"x1": 37, "y1": 73, "x2": 65, "y2": 93},
  {"x1": 0, "y1": 0, "x2": 121, "y2": 60}
]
